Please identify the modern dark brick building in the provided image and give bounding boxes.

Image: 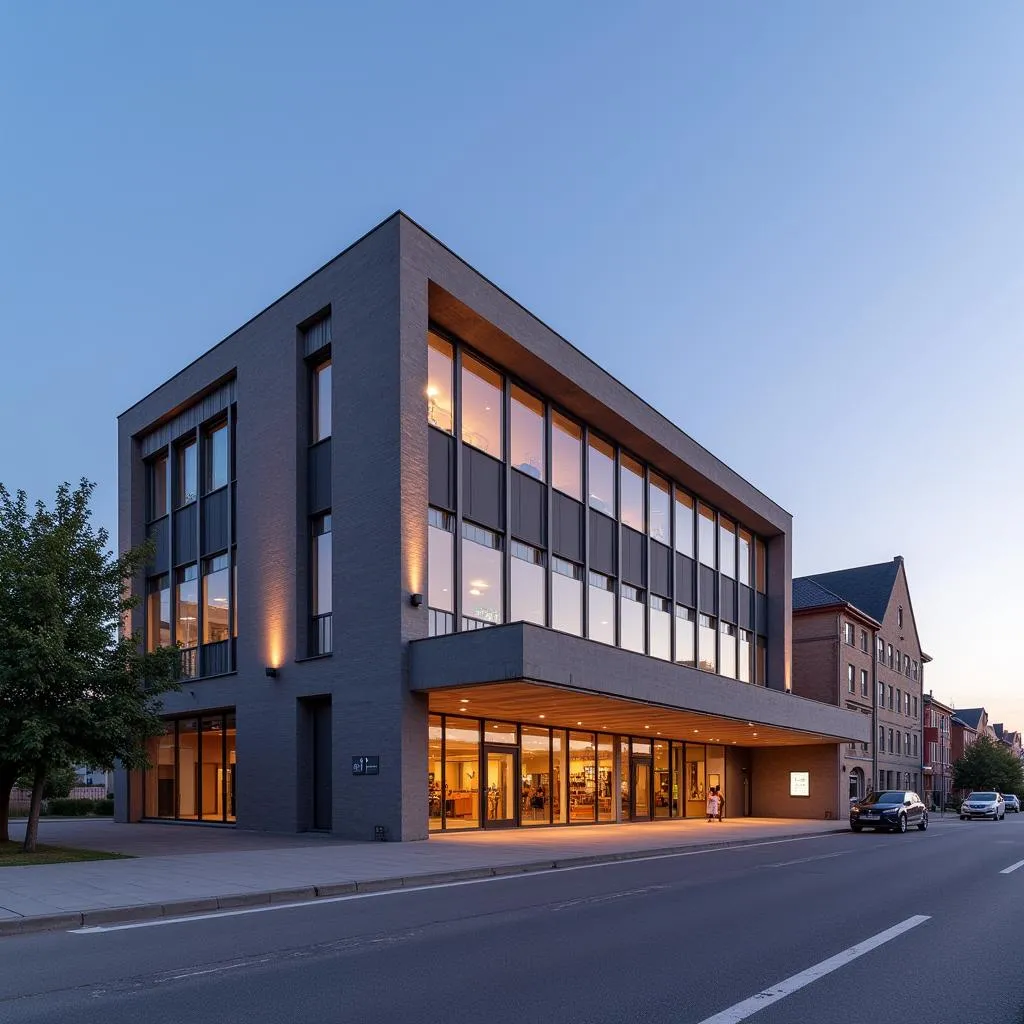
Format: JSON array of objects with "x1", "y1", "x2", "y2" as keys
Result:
[
  {"x1": 793, "y1": 557, "x2": 930, "y2": 802},
  {"x1": 115, "y1": 212, "x2": 868, "y2": 840}
]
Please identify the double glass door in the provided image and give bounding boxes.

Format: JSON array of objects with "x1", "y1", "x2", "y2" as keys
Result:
[
  {"x1": 631, "y1": 757, "x2": 652, "y2": 820},
  {"x1": 484, "y1": 747, "x2": 518, "y2": 828}
]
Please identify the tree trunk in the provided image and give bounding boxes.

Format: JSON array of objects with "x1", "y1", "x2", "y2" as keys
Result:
[
  {"x1": 0, "y1": 767, "x2": 16, "y2": 844},
  {"x1": 21, "y1": 767, "x2": 46, "y2": 854}
]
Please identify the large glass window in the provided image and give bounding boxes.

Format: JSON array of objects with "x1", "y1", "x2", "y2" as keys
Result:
[
  {"x1": 588, "y1": 435, "x2": 615, "y2": 516},
  {"x1": 719, "y1": 621, "x2": 737, "y2": 678},
  {"x1": 312, "y1": 360, "x2": 332, "y2": 442},
  {"x1": 698, "y1": 613, "x2": 717, "y2": 672},
  {"x1": 568, "y1": 731, "x2": 596, "y2": 823},
  {"x1": 148, "y1": 453, "x2": 168, "y2": 521},
  {"x1": 521, "y1": 726, "x2": 551, "y2": 826},
  {"x1": 597, "y1": 735, "x2": 614, "y2": 822},
  {"x1": 551, "y1": 411, "x2": 582, "y2": 500},
  {"x1": 620, "y1": 738, "x2": 630, "y2": 820},
  {"x1": 146, "y1": 574, "x2": 170, "y2": 651},
  {"x1": 675, "y1": 605, "x2": 696, "y2": 667},
  {"x1": 444, "y1": 717, "x2": 480, "y2": 830},
  {"x1": 698, "y1": 504, "x2": 717, "y2": 568},
  {"x1": 510, "y1": 386, "x2": 545, "y2": 481},
  {"x1": 175, "y1": 564, "x2": 199, "y2": 650},
  {"x1": 649, "y1": 473, "x2": 670, "y2": 544},
  {"x1": 707, "y1": 745, "x2": 725, "y2": 819},
  {"x1": 685, "y1": 743, "x2": 706, "y2": 817},
  {"x1": 144, "y1": 722, "x2": 176, "y2": 818},
  {"x1": 650, "y1": 595, "x2": 671, "y2": 660},
  {"x1": 620, "y1": 584, "x2": 645, "y2": 653},
  {"x1": 461, "y1": 354, "x2": 503, "y2": 459},
  {"x1": 462, "y1": 523, "x2": 502, "y2": 627},
  {"x1": 177, "y1": 717, "x2": 199, "y2": 821},
  {"x1": 654, "y1": 741, "x2": 670, "y2": 819},
  {"x1": 738, "y1": 528, "x2": 752, "y2": 587},
  {"x1": 675, "y1": 492, "x2": 694, "y2": 558},
  {"x1": 739, "y1": 629, "x2": 753, "y2": 683},
  {"x1": 427, "y1": 508, "x2": 454, "y2": 618},
  {"x1": 203, "y1": 421, "x2": 228, "y2": 493},
  {"x1": 426, "y1": 334, "x2": 454, "y2": 434},
  {"x1": 510, "y1": 540, "x2": 545, "y2": 626},
  {"x1": 719, "y1": 518, "x2": 736, "y2": 579},
  {"x1": 620, "y1": 454, "x2": 645, "y2": 532},
  {"x1": 202, "y1": 554, "x2": 230, "y2": 644},
  {"x1": 588, "y1": 571, "x2": 615, "y2": 645},
  {"x1": 551, "y1": 557, "x2": 582, "y2": 636},
  {"x1": 311, "y1": 514, "x2": 332, "y2": 616},
  {"x1": 552, "y1": 730, "x2": 568, "y2": 824},
  {"x1": 428, "y1": 715, "x2": 443, "y2": 832},
  {"x1": 176, "y1": 440, "x2": 197, "y2": 507},
  {"x1": 755, "y1": 537, "x2": 767, "y2": 594},
  {"x1": 199, "y1": 715, "x2": 226, "y2": 821}
]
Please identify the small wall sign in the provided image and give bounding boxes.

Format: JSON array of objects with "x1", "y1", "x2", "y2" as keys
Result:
[
  {"x1": 790, "y1": 771, "x2": 810, "y2": 797},
  {"x1": 352, "y1": 756, "x2": 380, "y2": 776}
]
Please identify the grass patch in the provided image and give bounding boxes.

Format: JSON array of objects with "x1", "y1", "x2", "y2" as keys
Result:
[{"x1": 0, "y1": 841, "x2": 129, "y2": 867}]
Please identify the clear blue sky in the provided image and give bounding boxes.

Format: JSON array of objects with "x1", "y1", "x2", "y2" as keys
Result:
[{"x1": 2, "y1": 4, "x2": 1022, "y2": 728}]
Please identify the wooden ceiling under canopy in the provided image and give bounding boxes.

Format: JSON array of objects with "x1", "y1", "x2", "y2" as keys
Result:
[{"x1": 426, "y1": 681, "x2": 848, "y2": 747}]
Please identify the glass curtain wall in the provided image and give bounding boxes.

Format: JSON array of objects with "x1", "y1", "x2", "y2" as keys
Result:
[
  {"x1": 443, "y1": 718, "x2": 480, "y2": 830},
  {"x1": 654, "y1": 740, "x2": 670, "y2": 818},
  {"x1": 685, "y1": 744, "x2": 706, "y2": 818},
  {"x1": 568, "y1": 731, "x2": 597, "y2": 823},
  {"x1": 521, "y1": 727, "x2": 551, "y2": 825},
  {"x1": 428, "y1": 715, "x2": 443, "y2": 832},
  {"x1": 597, "y1": 735, "x2": 615, "y2": 822}
]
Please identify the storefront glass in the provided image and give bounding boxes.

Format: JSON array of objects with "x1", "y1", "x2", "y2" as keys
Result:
[
  {"x1": 444, "y1": 717, "x2": 480, "y2": 830},
  {"x1": 654, "y1": 740, "x2": 671, "y2": 818},
  {"x1": 521, "y1": 727, "x2": 551, "y2": 826},
  {"x1": 597, "y1": 735, "x2": 615, "y2": 822},
  {"x1": 707, "y1": 745, "x2": 726, "y2": 819},
  {"x1": 619, "y1": 738, "x2": 630, "y2": 820},
  {"x1": 672, "y1": 743, "x2": 684, "y2": 817},
  {"x1": 428, "y1": 715, "x2": 443, "y2": 832},
  {"x1": 552, "y1": 729, "x2": 568, "y2": 824},
  {"x1": 177, "y1": 718, "x2": 199, "y2": 820},
  {"x1": 569, "y1": 731, "x2": 596, "y2": 823},
  {"x1": 144, "y1": 721, "x2": 176, "y2": 818},
  {"x1": 685, "y1": 743, "x2": 706, "y2": 817}
]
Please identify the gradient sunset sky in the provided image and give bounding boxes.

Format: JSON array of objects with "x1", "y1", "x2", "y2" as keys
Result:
[{"x1": 2, "y1": 4, "x2": 1021, "y2": 728}]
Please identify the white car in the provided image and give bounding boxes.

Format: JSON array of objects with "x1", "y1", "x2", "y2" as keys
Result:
[{"x1": 960, "y1": 792, "x2": 1005, "y2": 820}]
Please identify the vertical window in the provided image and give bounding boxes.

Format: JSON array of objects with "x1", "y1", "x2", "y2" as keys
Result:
[
  {"x1": 148, "y1": 453, "x2": 169, "y2": 521},
  {"x1": 311, "y1": 514, "x2": 332, "y2": 617},
  {"x1": 898, "y1": 606, "x2": 904, "y2": 629},
  {"x1": 888, "y1": 644, "x2": 893, "y2": 668},
  {"x1": 650, "y1": 595, "x2": 671, "y2": 660},
  {"x1": 203, "y1": 421, "x2": 229, "y2": 493},
  {"x1": 879, "y1": 725, "x2": 885, "y2": 750},
  {"x1": 175, "y1": 565, "x2": 199, "y2": 649},
  {"x1": 738, "y1": 529, "x2": 752, "y2": 586},
  {"x1": 146, "y1": 575, "x2": 170, "y2": 651},
  {"x1": 912, "y1": 660, "x2": 919, "y2": 680},
  {"x1": 461, "y1": 354, "x2": 503, "y2": 459},
  {"x1": 674, "y1": 492, "x2": 694, "y2": 558},
  {"x1": 913, "y1": 734, "x2": 918, "y2": 757},
  {"x1": 896, "y1": 649, "x2": 902, "y2": 673},
  {"x1": 877, "y1": 637, "x2": 885, "y2": 662},
  {"x1": 521, "y1": 726, "x2": 552, "y2": 827},
  {"x1": 510, "y1": 541, "x2": 545, "y2": 626},
  {"x1": 905, "y1": 693, "x2": 910, "y2": 716},
  {"x1": 588, "y1": 571, "x2": 615, "y2": 645},
  {"x1": 551, "y1": 558, "x2": 583, "y2": 636},
  {"x1": 176, "y1": 440, "x2": 197, "y2": 507},
  {"x1": 861, "y1": 669, "x2": 869, "y2": 697},
  {"x1": 896, "y1": 732, "x2": 902, "y2": 756},
  {"x1": 913, "y1": 696, "x2": 918, "y2": 718},
  {"x1": 619, "y1": 454, "x2": 644, "y2": 532},
  {"x1": 739, "y1": 629, "x2": 752, "y2": 682},
  {"x1": 860, "y1": 630, "x2": 868, "y2": 652},
  {"x1": 444, "y1": 717, "x2": 480, "y2": 830},
  {"x1": 848, "y1": 664, "x2": 856, "y2": 693},
  {"x1": 896, "y1": 688, "x2": 902, "y2": 715},
  {"x1": 756, "y1": 635, "x2": 767, "y2": 685},
  {"x1": 426, "y1": 334, "x2": 454, "y2": 434},
  {"x1": 551, "y1": 411, "x2": 582, "y2": 501},
  {"x1": 843, "y1": 622, "x2": 854, "y2": 645},
  {"x1": 649, "y1": 474, "x2": 670, "y2": 544},
  {"x1": 587, "y1": 436, "x2": 615, "y2": 516},
  {"x1": 755, "y1": 538, "x2": 767, "y2": 593},
  {"x1": 675, "y1": 606, "x2": 696, "y2": 667},
  {"x1": 698, "y1": 614, "x2": 717, "y2": 672},
  {"x1": 888, "y1": 729, "x2": 894, "y2": 754},
  {"x1": 461, "y1": 523, "x2": 502, "y2": 627},
  {"x1": 312, "y1": 360, "x2": 332, "y2": 442},
  {"x1": 878, "y1": 681, "x2": 885, "y2": 707},
  {"x1": 904, "y1": 655, "x2": 911, "y2": 677},
  {"x1": 719, "y1": 622, "x2": 737, "y2": 678},
  {"x1": 202, "y1": 555, "x2": 230, "y2": 644},
  {"x1": 620, "y1": 584, "x2": 645, "y2": 653},
  {"x1": 427, "y1": 509, "x2": 454, "y2": 629},
  {"x1": 888, "y1": 686, "x2": 894, "y2": 710},
  {"x1": 510, "y1": 386, "x2": 545, "y2": 481},
  {"x1": 698, "y1": 505, "x2": 717, "y2": 568},
  {"x1": 719, "y1": 518, "x2": 736, "y2": 579}
]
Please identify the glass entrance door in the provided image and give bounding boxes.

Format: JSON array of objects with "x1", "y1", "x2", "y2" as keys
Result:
[
  {"x1": 631, "y1": 758, "x2": 652, "y2": 821},
  {"x1": 484, "y1": 747, "x2": 518, "y2": 827}
]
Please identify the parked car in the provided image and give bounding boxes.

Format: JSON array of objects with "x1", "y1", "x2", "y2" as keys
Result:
[
  {"x1": 1003, "y1": 794, "x2": 1021, "y2": 813},
  {"x1": 960, "y1": 792, "x2": 1005, "y2": 820},
  {"x1": 850, "y1": 790, "x2": 928, "y2": 833}
]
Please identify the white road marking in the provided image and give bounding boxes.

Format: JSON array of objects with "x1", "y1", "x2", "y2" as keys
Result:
[
  {"x1": 765, "y1": 851, "x2": 851, "y2": 869},
  {"x1": 999, "y1": 859, "x2": 1024, "y2": 875},
  {"x1": 69, "y1": 832, "x2": 846, "y2": 934},
  {"x1": 695, "y1": 915, "x2": 930, "y2": 1024},
  {"x1": 168, "y1": 960, "x2": 267, "y2": 981}
]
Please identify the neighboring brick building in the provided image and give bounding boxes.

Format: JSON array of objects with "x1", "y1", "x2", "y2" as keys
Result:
[
  {"x1": 923, "y1": 693, "x2": 954, "y2": 810},
  {"x1": 950, "y1": 712, "x2": 979, "y2": 798},
  {"x1": 793, "y1": 557, "x2": 929, "y2": 800}
]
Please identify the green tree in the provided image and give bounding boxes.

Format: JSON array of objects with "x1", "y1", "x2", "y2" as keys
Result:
[
  {"x1": 16, "y1": 761, "x2": 79, "y2": 801},
  {"x1": 0, "y1": 480, "x2": 179, "y2": 850},
  {"x1": 952, "y1": 735, "x2": 1024, "y2": 797}
]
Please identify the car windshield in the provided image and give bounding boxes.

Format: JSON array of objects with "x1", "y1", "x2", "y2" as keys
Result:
[
  {"x1": 968, "y1": 793, "x2": 997, "y2": 801},
  {"x1": 866, "y1": 792, "x2": 904, "y2": 804}
]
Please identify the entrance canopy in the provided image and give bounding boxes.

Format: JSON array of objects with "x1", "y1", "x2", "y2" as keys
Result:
[{"x1": 410, "y1": 623, "x2": 870, "y2": 747}]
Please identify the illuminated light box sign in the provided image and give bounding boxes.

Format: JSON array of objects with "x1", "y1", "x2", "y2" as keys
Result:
[{"x1": 790, "y1": 771, "x2": 810, "y2": 797}]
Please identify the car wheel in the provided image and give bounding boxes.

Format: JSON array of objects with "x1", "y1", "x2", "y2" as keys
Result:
[
  {"x1": 850, "y1": 825, "x2": 862, "y2": 833},
  {"x1": 898, "y1": 814, "x2": 907, "y2": 834},
  {"x1": 918, "y1": 815, "x2": 928, "y2": 831},
  {"x1": 960, "y1": 815, "x2": 966, "y2": 821}
]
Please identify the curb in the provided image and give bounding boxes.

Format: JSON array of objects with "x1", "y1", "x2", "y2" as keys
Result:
[{"x1": 0, "y1": 826, "x2": 848, "y2": 938}]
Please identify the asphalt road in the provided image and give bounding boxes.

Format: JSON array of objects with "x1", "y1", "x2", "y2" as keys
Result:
[{"x1": 1, "y1": 815, "x2": 1022, "y2": 1024}]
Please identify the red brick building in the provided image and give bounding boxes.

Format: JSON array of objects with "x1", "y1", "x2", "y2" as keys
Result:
[{"x1": 923, "y1": 693, "x2": 953, "y2": 810}]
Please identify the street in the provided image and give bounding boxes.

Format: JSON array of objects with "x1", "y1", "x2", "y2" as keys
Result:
[{"x1": 1, "y1": 817, "x2": 1022, "y2": 1023}]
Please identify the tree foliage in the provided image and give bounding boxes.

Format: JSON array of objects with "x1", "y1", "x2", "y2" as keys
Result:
[
  {"x1": 952, "y1": 735, "x2": 1024, "y2": 797},
  {"x1": 0, "y1": 480, "x2": 179, "y2": 848}
]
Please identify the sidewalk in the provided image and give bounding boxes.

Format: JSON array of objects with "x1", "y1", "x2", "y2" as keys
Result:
[{"x1": 0, "y1": 817, "x2": 845, "y2": 936}]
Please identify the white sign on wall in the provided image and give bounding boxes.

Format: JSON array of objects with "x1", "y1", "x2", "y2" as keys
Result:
[{"x1": 790, "y1": 771, "x2": 810, "y2": 798}]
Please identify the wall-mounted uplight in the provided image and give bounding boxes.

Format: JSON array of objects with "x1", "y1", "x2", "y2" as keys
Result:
[
  {"x1": 265, "y1": 666, "x2": 279, "y2": 679},
  {"x1": 410, "y1": 593, "x2": 424, "y2": 607}
]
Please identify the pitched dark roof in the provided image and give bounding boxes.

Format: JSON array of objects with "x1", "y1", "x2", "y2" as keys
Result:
[
  {"x1": 792, "y1": 577, "x2": 846, "y2": 612},
  {"x1": 992, "y1": 723, "x2": 1004, "y2": 739},
  {"x1": 799, "y1": 560, "x2": 901, "y2": 624},
  {"x1": 955, "y1": 708, "x2": 986, "y2": 730}
]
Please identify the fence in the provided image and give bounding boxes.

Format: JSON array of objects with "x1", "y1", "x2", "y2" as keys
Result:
[{"x1": 8, "y1": 785, "x2": 110, "y2": 816}]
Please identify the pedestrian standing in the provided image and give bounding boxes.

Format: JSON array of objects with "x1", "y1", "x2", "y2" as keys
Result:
[
  {"x1": 716, "y1": 786, "x2": 725, "y2": 822},
  {"x1": 706, "y1": 788, "x2": 719, "y2": 822}
]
